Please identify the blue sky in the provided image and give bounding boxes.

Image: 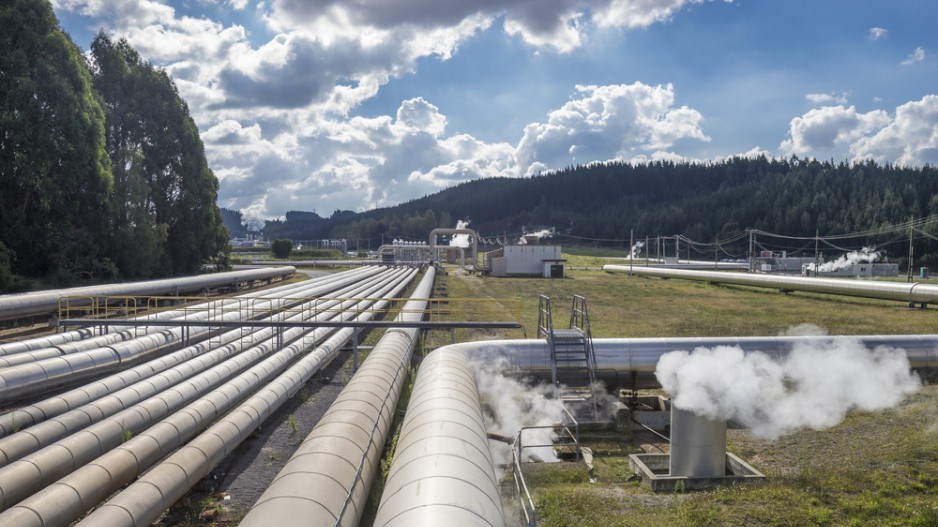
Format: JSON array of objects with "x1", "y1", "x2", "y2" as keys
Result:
[{"x1": 52, "y1": 0, "x2": 938, "y2": 224}]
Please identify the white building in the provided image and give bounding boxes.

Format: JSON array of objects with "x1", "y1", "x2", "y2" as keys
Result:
[
  {"x1": 486, "y1": 245, "x2": 565, "y2": 278},
  {"x1": 802, "y1": 262, "x2": 899, "y2": 277}
]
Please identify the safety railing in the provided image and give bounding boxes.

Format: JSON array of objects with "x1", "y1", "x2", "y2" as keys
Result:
[{"x1": 512, "y1": 406, "x2": 581, "y2": 527}]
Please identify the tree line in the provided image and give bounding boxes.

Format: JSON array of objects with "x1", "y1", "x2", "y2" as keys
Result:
[
  {"x1": 245, "y1": 156, "x2": 938, "y2": 265},
  {"x1": 1, "y1": 0, "x2": 229, "y2": 292}
]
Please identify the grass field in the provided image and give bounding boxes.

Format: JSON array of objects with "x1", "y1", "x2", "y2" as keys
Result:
[{"x1": 434, "y1": 261, "x2": 938, "y2": 527}]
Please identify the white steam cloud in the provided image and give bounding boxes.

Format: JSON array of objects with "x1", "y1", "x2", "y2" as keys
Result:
[
  {"x1": 628, "y1": 240, "x2": 645, "y2": 259},
  {"x1": 470, "y1": 356, "x2": 566, "y2": 472},
  {"x1": 805, "y1": 247, "x2": 881, "y2": 272},
  {"x1": 655, "y1": 339, "x2": 919, "y2": 439},
  {"x1": 450, "y1": 219, "x2": 472, "y2": 248},
  {"x1": 518, "y1": 227, "x2": 555, "y2": 244}
]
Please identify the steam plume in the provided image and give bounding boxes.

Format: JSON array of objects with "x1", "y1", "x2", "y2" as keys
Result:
[
  {"x1": 450, "y1": 219, "x2": 471, "y2": 248},
  {"x1": 469, "y1": 356, "x2": 565, "y2": 473},
  {"x1": 518, "y1": 228, "x2": 555, "y2": 244},
  {"x1": 627, "y1": 240, "x2": 645, "y2": 259},
  {"x1": 655, "y1": 339, "x2": 919, "y2": 439},
  {"x1": 805, "y1": 247, "x2": 881, "y2": 272}
]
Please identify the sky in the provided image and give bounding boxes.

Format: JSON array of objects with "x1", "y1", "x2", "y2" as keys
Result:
[{"x1": 53, "y1": 0, "x2": 938, "y2": 225}]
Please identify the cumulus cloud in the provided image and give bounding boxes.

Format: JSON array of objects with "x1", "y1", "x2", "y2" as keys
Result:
[
  {"x1": 515, "y1": 83, "x2": 709, "y2": 175},
  {"x1": 850, "y1": 95, "x2": 938, "y2": 166},
  {"x1": 215, "y1": 83, "x2": 709, "y2": 216},
  {"x1": 265, "y1": 0, "x2": 714, "y2": 53},
  {"x1": 902, "y1": 47, "x2": 926, "y2": 65},
  {"x1": 52, "y1": 0, "x2": 721, "y2": 218},
  {"x1": 780, "y1": 105, "x2": 890, "y2": 156},
  {"x1": 779, "y1": 96, "x2": 938, "y2": 167},
  {"x1": 867, "y1": 27, "x2": 888, "y2": 41}
]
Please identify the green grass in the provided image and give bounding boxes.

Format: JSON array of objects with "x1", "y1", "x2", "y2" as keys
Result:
[{"x1": 437, "y1": 260, "x2": 938, "y2": 527}]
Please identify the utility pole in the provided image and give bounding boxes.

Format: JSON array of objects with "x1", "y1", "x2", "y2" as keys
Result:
[
  {"x1": 714, "y1": 236, "x2": 719, "y2": 269},
  {"x1": 814, "y1": 228, "x2": 820, "y2": 277},
  {"x1": 645, "y1": 236, "x2": 649, "y2": 267},
  {"x1": 908, "y1": 216, "x2": 915, "y2": 283},
  {"x1": 748, "y1": 230, "x2": 754, "y2": 273},
  {"x1": 629, "y1": 229, "x2": 634, "y2": 275}
]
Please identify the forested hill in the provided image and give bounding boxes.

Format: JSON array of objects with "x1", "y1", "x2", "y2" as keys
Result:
[{"x1": 308, "y1": 158, "x2": 938, "y2": 253}]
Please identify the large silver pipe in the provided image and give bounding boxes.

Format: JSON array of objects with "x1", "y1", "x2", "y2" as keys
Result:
[
  {"x1": 0, "y1": 268, "x2": 375, "y2": 367},
  {"x1": 408, "y1": 335, "x2": 938, "y2": 391},
  {"x1": 0, "y1": 268, "x2": 323, "y2": 357},
  {"x1": 367, "y1": 334, "x2": 936, "y2": 524},
  {"x1": 0, "y1": 266, "x2": 374, "y2": 361},
  {"x1": 0, "y1": 266, "x2": 296, "y2": 321},
  {"x1": 74, "y1": 270, "x2": 420, "y2": 527},
  {"x1": 0, "y1": 269, "x2": 416, "y2": 525},
  {"x1": 240, "y1": 266, "x2": 437, "y2": 527},
  {"x1": 0, "y1": 269, "x2": 401, "y2": 465},
  {"x1": 0, "y1": 268, "x2": 376, "y2": 437},
  {"x1": 0, "y1": 268, "x2": 382, "y2": 402},
  {"x1": 604, "y1": 265, "x2": 938, "y2": 306},
  {"x1": 430, "y1": 228, "x2": 478, "y2": 270},
  {"x1": 374, "y1": 346, "x2": 504, "y2": 527}
]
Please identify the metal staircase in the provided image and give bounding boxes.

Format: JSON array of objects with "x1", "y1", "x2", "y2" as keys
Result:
[{"x1": 537, "y1": 295, "x2": 598, "y2": 412}]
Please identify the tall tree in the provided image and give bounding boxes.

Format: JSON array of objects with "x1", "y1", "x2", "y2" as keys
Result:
[
  {"x1": 90, "y1": 34, "x2": 229, "y2": 276},
  {"x1": 0, "y1": 0, "x2": 113, "y2": 280}
]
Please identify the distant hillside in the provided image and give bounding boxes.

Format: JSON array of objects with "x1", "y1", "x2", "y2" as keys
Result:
[{"x1": 254, "y1": 157, "x2": 938, "y2": 264}]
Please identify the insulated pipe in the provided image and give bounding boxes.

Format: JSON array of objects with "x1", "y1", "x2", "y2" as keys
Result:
[
  {"x1": 75, "y1": 270, "x2": 420, "y2": 527},
  {"x1": 398, "y1": 335, "x2": 938, "y2": 391},
  {"x1": 373, "y1": 347, "x2": 505, "y2": 527},
  {"x1": 604, "y1": 265, "x2": 938, "y2": 306},
  {"x1": 0, "y1": 269, "x2": 415, "y2": 523},
  {"x1": 0, "y1": 269, "x2": 403, "y2": 465},
  {"x1": 0, "y1": 266, "x2": 376, "y2": 367},
  {"x1": 0, "y1": 268, "x2": 377, "y2": 436},
  {"x1": 367, "y1": 335, "x2": 937, "y2": 526},
  {"x1": 0, "y1": 266, "x2": 296, "y2": 321},
  {"x1": 430, "y1": 228, "x2": 478, "y2": 270},
  {"x1": 0, "y1": 266, "x2": 342, "y2": 358},
  {"x1": 0, "y1": 266, "x2": 361, "y2": 358},
  {"x1": 0, "y1": 267, "x2": 383, "y2": 402},
  {"x1": 240, "y1": 266, "x2": 436, "y2": 527}
]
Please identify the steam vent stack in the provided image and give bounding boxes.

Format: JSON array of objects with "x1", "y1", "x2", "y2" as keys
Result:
[{"x1": 628, "y1": 407, "x2": 765, "y2": 491}]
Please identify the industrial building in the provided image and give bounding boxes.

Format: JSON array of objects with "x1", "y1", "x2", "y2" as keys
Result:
[
  {"x1": 485, "y1": 244, "x2": 565, "y2": 277},
  {"x1": 801, "y1": 262, "x2": 899, "y2": 277}
]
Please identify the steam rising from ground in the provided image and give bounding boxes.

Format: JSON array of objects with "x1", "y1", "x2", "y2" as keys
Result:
[
  {"x1": 655, "y1": 339, "x2": 919, "y2": 439},
  {"x1": 469, "y1": 356, "x2": 566, "y2": 471},
  {"x1": 805, "y1": 247, "x2": 881, "y2": 272}
]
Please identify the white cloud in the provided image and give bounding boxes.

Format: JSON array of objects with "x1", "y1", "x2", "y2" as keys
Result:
[
  {"x1": 265, "y1": 0, "x2": 713, "y2": 54},
  {"x1": 850, "y1": 95, "x2": 938, "y2": 166},
  {"x1": 592, "y1": 0, "x2": 701, "y2": 30},
  {"x1": 867, "y1": 27, "x2": 888, "y2": 41},
  {"x1": 215, "y1": 83, "x2": 709, "y2": 216},
  {"x1": 780, "y1": 105, "x2": 890, "y2": 155},
  {"x1": 779, "y1": 96, "x2": 938, "y2": 167},
  {"x1": 515, "y1": 83, "x2": 709, "y2": 175},
  {"x1": 806, "y1": 91, "x2": 849, "y2": 106},
  {"x1": 52, "y1": 0, "x2": 721, "y2": 219},
  {"x1": 902, "y1": 46, "x2": 925, "y2": 65}
]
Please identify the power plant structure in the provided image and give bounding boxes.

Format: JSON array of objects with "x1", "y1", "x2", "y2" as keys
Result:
[{"x1": 0, "y1": 257, "x2": 934, "y2": 526}]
